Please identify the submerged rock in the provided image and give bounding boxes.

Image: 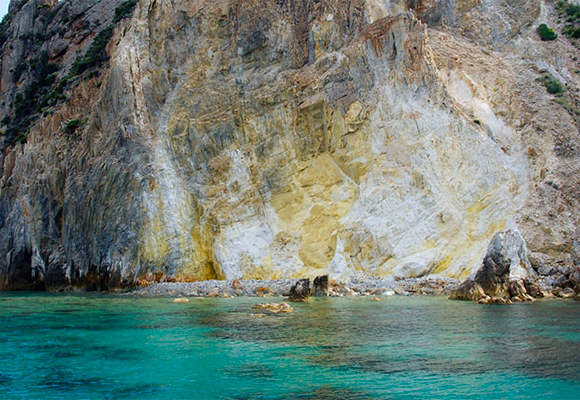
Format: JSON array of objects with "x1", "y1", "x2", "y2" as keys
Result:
[
  {"x1": 172, "y1": 297, "x2": 189, "y2": 303},
  {"x1": 451, "y1": 230, "x2": 540, "y2": 303},
  {"x1": 251, "y1": 302, "x2": 293, "y2": 314}
]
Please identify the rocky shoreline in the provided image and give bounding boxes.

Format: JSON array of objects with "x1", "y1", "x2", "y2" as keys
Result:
[
  {"x1": 130, "y1": 271, "x2": 579, "y2": 302},
  {"x1": 130, "y1": 230, "x2": 580, "y2": 303},
  {"x1": 131, "y1": 276, "x2": 461, "y2": 298}
]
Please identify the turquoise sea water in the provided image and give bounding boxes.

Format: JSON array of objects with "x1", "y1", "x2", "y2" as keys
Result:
[{"x1": 1, "y1": 294, "x2": 579, "y2": 399}]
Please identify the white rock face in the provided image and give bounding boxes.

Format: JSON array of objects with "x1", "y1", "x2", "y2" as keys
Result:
[
  {"x1": 127, "y1": 4, "x2": 532, "y2": 282},
  {"x1": 328, "y1": 79, "x2": 529, "y2": 279},
  {"x1": 1, "y1": 0, "x2": 579, "y2": 290}
]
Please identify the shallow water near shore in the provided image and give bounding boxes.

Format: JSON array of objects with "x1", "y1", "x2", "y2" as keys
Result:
[{"x1": 1, "y1": 293, "x2": 579, "y2": 399}]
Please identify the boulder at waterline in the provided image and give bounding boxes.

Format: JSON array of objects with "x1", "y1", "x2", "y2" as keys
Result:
[
  {"x1": 450, "y1": 230, "x2": 541, "y2": 303},
  {"x1": 312, "y1": 275, "x2": 329, "y2": 297},
  {"x1": 288, "y1": 279, "x2": 311, "y2": 302}
]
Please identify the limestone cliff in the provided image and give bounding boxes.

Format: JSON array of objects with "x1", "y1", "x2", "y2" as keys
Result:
[{"x1": 0, "y1": 0, "x2": 578, "y2": 290}]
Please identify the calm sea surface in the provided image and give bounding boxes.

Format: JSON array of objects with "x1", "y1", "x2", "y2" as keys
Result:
[{"x1": 0, "y1": 293, "x2": 579, "y2": 399}]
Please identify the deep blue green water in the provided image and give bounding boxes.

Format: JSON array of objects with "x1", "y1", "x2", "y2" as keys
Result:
[{"x1": 1, "y1": 294, "x2": 580, "y2": 399}]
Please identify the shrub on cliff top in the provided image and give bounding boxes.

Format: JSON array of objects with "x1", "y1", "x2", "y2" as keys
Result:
[{"x1": 538, "y1": 23, "x2": 557, "y2": 41}]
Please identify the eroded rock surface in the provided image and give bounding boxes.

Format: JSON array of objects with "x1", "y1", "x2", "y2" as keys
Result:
[
  {"x1": 288, "y1": 278, "x2": 311, "y2": 302},
  {"x1": 451, "y1": 230, "x2": 541, "y2": 302},
  {"x1": 312, "y1": 275, "x2": 329, "y2": 297},
  {"x1": 0, "y1": 0, "x2": 579, "y2": 290}
]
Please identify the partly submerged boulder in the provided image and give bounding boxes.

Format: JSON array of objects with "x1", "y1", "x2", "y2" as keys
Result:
[
  {"x1": 312, "y1": 275, "x2": 329, "y2": 297},
  {"x1": 288, "y1": 279, "x2": 311, "y2": 302},
  {"x1": 287, "y1": 275, "x2": 330, "y2": 301},
  {"x1": 451, "y1": 230, "x2": 541, "y2": 303}
]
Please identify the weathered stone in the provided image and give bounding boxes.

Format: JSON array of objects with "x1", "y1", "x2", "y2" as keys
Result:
[
  {"x1": 561, "y1": 280, "x2": 575, "y2": 290},
  {"x1": 490, "y1": 297, "x2": 513, "y2": 305},
  {"x1": 558, "y1": 264, "x2": 574, "y2": 277},
  {"x1": 449, "y1": 280, "x2": 486, "y2": 301},
  {"x1": 558, "y1": 288, "x2": 576, "y2": 299},
  {"x1": 512, "y1": 294, "x2": 534, "y2": 302},
  {"x1": 524, "y1": 280, "x2": 544, "y2": 298},
  {"x1": 570, "y1": 267, "x2": 580, "y2": 286},
  {"x1": 451, "y1": 230, "x2": 539, "y2": 303},
  {"x1": 1, "y1": 0, "x2": 579, "y2": 291},
  {"x1": 545, "y1": 274, "x2": 567, "y2": 288},
  {"x1": 537, "y1": 265, "x2": 556, "y2": 276},
  {"x1": 251, "y1": 302, "x2": 293, "y2": 314},
  {"x1": 571, "y1": 267, "x2": 580, "y2": 298},
  {"x1": 312, "y1": 275, "x2": 329, "y2": 297},
  {"x1": 255, "y1": 287, "x2": 272, "y2": 297},
  {"x1": 288, "y1": 279, "x2": 310, "y2": 302},
  {"x1": 509, "y1": 280, "x2": 526, "y2": 298}
]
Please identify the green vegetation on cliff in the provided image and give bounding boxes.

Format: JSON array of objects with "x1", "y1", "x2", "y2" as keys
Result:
[
  {"x1": 64, "y1": 119, "x2": 86, "y2": 134},
  {"x1": 114, "y1": 0, "x2": 137, "y2": 23},
  {"x1": 5, "y1": 51, "x2": 60, "y2": 143},
  {"x1": 540, "y1": 73, "x2": 564, "y2": 94},
  {"x1": 70, "y1": 25, "x2": 114, "y2": 77},
  {"x1": 538, "y1": 73, "x2": 580, "y2": 116},
  {"x1": 557, "y1": 1, "x2": 580, "y2": 38},
  {"x1": 537, "y1": 23, "x2": 557, "y2": 41},
  {"x1": 1, "y1": 0, "x2": 138, "y2": 145},
  {"x1": 69, "y1": 0, "x2": 138, "y2": 77}
]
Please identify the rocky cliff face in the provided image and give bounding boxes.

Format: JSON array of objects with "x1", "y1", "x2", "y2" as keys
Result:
[{"x1": 0, "y1": 0, "x2": 579, "y2": 290}]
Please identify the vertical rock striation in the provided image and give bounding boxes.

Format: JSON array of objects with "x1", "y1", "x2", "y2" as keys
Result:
[{"x1": 0, "y1": 0, "x2": 579, "y2": 290}]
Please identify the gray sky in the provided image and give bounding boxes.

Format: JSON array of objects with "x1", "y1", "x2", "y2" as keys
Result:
[{"x1": 1, "y1": 0, "x2": 9, "y2": 21}]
